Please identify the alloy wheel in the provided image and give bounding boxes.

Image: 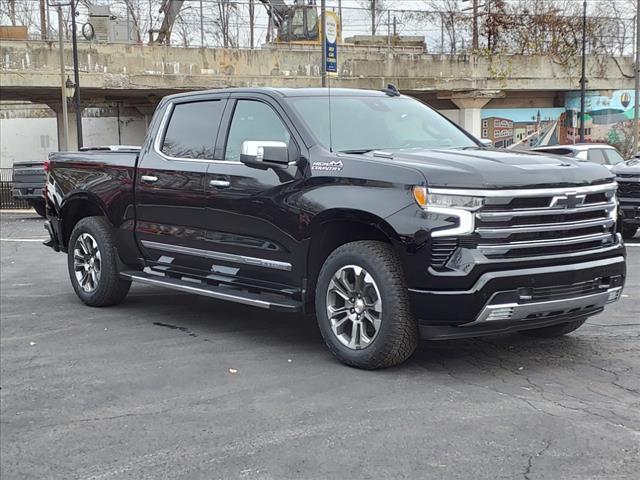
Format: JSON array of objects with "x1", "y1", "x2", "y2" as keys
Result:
[
  {"x1": 326, "y1": 265, "x2": 382, "y2": 350},
  {"x1": 73, "y1": 233, "x2": 101, "y2": 293}
]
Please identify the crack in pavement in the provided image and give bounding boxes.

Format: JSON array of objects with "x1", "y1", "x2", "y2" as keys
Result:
[{"x1": 523, "y1": 439, "x2": 551, "y2": 480}]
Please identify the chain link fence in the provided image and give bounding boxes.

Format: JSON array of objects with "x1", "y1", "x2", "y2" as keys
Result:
[{"x1": 1, "y1": 0, "x2": 635, "y2": 56}]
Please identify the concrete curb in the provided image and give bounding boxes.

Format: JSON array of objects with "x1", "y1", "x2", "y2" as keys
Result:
[{"x1": 0, "y1": 209, "x2": 37, "y2": 214}]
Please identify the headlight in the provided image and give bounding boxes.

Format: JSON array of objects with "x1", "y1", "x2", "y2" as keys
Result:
[
  {"x1": 412, "y1": 187, "x2": 484, "y2": 211},
  {"x1": 412, "y1": 186, "x2": 480, "y2": 237}
]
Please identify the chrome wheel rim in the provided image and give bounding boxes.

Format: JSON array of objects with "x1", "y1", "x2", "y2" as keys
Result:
[
  {"x1": 73, "y1": 233, "x2": 101, "y2": 293},
  {"x1": 326, "y1": 265, "x2": 382, "y2": 350}
]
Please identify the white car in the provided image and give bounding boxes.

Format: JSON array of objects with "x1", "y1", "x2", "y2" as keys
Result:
[{"x1": 531, "y1": 144, "x2": 625, "y2": 170}]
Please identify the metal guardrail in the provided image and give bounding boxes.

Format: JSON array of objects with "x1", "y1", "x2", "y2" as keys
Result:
[{"x1": 0, "y1": 168, "x2": 31, "y2": 210}]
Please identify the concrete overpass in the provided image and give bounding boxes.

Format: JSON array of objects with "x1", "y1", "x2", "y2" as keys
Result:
[{"x1": 0, "y1": 40, "x2": 634, "y2": 147}]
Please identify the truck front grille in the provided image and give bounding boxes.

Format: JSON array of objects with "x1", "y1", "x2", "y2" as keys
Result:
[
  {"x1": 474, "y1": 183, "x2": 617, "y2": 259},
  {"x1": 616, "y1": 176, "x2": 640, "y2": 198}
]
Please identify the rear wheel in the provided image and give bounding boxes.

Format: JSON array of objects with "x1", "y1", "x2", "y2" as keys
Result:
[
  {"x1": 315, "y1": 241, "x2": 418, "y2": 369},
  {"x1": 519, "y1": 318, "x2": 587, "y2": 338},
  {"x1": 622, "y1": 224, "x2": 638, "y2": 240},
  {"x1": 67, "y1": 216, "x2": 131, "y2": 307}
]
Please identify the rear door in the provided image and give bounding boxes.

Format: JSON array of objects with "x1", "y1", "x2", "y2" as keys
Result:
[
  {"x1": 135, "y1": 94, "x2": 229, "y2": 274},
  {"x1": 202, "y1": 94, "x2": 305, "y2": 292}
]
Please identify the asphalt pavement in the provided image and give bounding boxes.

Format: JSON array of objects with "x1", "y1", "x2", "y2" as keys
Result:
[{"x1": 1, "y1": 212, "x2": 639, "y2": 480}]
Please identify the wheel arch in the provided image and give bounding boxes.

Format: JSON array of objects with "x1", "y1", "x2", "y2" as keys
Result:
[
  {"x1": 304, "y1": 209, "x2": 400, "y2": 311},
  {"x1": 60, "y1": 193, "x2": 110, "y2": 250}
]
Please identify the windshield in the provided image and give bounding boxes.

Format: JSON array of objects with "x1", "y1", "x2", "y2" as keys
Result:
[{"x1": 288, "y1": 95, "x2": 477, "y2": 152}]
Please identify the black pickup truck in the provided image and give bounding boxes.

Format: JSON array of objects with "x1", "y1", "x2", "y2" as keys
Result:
[
  {"x1": 612, "y1": 158, "x2": 640, "y2": 239},
  {"x1": 44, "y1": 88, "x2": 626, "y2": 369},
  {"x1": 12, "y1": 160, "x2": 47, "y2": 216}
]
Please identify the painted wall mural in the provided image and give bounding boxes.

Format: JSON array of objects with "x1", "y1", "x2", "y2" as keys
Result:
[{"x1": 481, "y1": 90, "x2": 636, "y2": 156}]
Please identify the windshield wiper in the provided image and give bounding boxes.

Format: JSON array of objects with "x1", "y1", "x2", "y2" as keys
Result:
[{"x1": 338, "y1": 149, "x2": 376, "y2": 154}]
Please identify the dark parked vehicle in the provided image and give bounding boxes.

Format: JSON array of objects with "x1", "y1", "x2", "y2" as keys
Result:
[
  {"x1": 44, "y1": 88, "x2": 626, "y2": 369},
  {"x1": 612, "y1": 159, "x2": 640, "y2": 239},
  {"x1": 12, "y1": 160, "x2": 46, "y2": 216}
]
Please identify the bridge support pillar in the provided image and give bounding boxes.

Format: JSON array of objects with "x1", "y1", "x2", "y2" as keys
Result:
[
  {"x1": 47, "y1": 103, "x2": 80, "y2": 151},
  {"x1": 439, "y1": 90, "x2": 505, "y2": 138}
]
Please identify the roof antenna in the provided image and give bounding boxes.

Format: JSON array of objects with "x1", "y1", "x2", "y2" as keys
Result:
[{"x1": 382, "y1": 83, "x2": 400, "y2": 97}]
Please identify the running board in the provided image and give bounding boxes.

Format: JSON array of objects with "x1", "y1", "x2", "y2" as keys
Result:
[{"x1": 120, "y1": 271, "x2": 302, "y2": 312}]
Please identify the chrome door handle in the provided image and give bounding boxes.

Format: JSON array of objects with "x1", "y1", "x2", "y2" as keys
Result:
[
  {"x1": 209, "y1": 179, "x2": 230, "y2": 188},
  {"x1": 140, "y1": 175, "x2": 158, "y2": 183}
]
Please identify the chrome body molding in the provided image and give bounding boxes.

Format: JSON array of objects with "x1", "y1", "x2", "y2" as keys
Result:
[
  {"x1": 141, "y1": 240, "x2": 292, "y2": 271},
  {"x1": 429, "y1": 182, "x2": 617, "y2": 198},
  {"x1": 465, "y1": 286, "x2": 622, "y2": 326},
  {"x1": 410, "y1": 255, "x2": 626, "y2": 295}
]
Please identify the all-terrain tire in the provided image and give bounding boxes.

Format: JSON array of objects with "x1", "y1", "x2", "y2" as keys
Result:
[
  {"x1": 315, "y1": 240, "x2": 418, "y2": 369},
  {"x1": 519, "y1": 318, "x2": 587, "y2": 338},
  {"x1": 67, "y1": 216, "x2": 131, "y2": 307}
]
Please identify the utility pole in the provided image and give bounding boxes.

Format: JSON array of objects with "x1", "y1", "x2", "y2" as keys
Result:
[
  {"x1": 338, "y1": 0, "x2": 343, "y2": 39},
  {"x1": 57, "y1": 6, "x2": 69, "y2": 151},
  {"x1": 579, "y1": 0, "x2": 587, "y2": 143},
  {"x1": 39, "y1": 0, "x2": 47, "y2": 40},
  {"x1": 371, "y1": 0, "x2": 376, "y2": 35},
  {"x1": 249, "y1": 0, "x2": 255, "y2": 49},
  {"x1": 634, "y1": 1, "x2": 640, "y2": 156},
  {"x1": 472, "y1": 0, "x2": 478, "y2": 50},
  {"x1": 70, "y1": 0, "x2": 83, "y2": 148},
  {"x1": 321, "y1": 0, "x2": 327, "y2": 87},
  {"x1": 199, "y1": 0, "x2": 204, "y2": 46}
]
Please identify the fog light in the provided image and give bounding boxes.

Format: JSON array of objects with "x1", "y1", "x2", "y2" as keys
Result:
[
  {"x1": 486, "y1": 307, "x2": 515, "y2": 321},
  {"x1": 607, "y1": 289, "x2": 621, "y2": 303}
]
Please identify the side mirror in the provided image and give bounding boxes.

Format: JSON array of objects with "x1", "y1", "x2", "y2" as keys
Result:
[
  {"x1": 240, "y1": 141, "x2": 290, "y2": 168},
  {"x1": 478, "y1": 138, "x2": 493, "y2": 148}
]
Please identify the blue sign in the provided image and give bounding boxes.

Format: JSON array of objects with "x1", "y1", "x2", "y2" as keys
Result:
[{"x1": 325, "y1": 12, "x2": 338, "y2": 75}]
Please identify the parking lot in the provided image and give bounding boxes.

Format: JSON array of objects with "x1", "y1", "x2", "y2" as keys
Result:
[{"x1": 1, "y1": 211, "x2": 638, "y2": 479}]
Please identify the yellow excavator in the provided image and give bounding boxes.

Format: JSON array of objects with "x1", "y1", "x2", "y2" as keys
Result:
[
  {"x1": 260, "y1": 0, "x2": 340, "y2": 45},
  {"x1": 148, "y1": 0, "x2": 339, "y2": 46}
]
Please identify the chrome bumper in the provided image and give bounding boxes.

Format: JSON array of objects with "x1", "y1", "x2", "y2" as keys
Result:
[{"x1": 466, "y1": 286, "x2": 622, "y2": 327}]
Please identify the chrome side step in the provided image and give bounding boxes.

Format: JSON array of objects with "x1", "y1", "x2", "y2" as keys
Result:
[{"x1": 120, "y1": 271, "x2": 301, "y2": 312}]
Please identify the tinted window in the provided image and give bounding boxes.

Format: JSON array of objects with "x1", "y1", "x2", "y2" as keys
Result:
[
  {"x1": 587, "y1": 149, "x2": 607, "y2": 165},
  {"x1": 161, "y1": 100, "x2": 224, "y2": 159},
  {"x1": 603, "y1": 149, "x2": 625, "y2": 165},
  {"x1": 225, "y1": 100, "x2": 291, "y2": 161}
]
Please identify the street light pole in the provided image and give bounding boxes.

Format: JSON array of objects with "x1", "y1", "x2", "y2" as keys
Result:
[
  {"x1": 57, "y1": 6, "x2": 69, "y2": 151},
  {"x1": 321, "y1": 0, "x2": 327, "y2": 87},
  {"x1": 579, "y1": 0, "x2": 587, "y2": 143},
  {"x1": 70, "y1": 0, "x2": 83, "y2": 149},
  {"x1": 634, "y1": 1, "x2": 640, "y2": 156}
]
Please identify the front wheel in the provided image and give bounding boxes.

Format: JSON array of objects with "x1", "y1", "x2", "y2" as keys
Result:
[
  {"x1": 519, "y1": 318, "x2": 587, "y2": 338},
  {"x1": 67, "y1": 216, "x2": 131, "y2": 307},
  {"x1": 315, "y1": 241, "x2": 418, "y2": 369}
]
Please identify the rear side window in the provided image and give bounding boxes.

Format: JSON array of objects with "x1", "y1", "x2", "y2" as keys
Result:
[
  {"x1": 161, "y1": 100, "x2": 224, "y2": 159},
  {"x1": 587, "y1": 149, "x2": 607, "y2": 165}
]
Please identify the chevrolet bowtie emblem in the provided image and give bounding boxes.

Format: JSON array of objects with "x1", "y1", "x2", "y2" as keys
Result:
[{"x1": 550, "y1": 191, "x2": 587, "y2": 209}]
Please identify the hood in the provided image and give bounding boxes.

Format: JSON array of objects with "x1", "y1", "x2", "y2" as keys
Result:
[
  {"x1": 367, "y1": 148, "x2": 613, "y2": 189},
  {"x1": 612, "y1": 158, "x2": 640, "y2": 175}
]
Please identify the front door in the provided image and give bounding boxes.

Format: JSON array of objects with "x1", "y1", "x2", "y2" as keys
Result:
[
  {"x1": 203, "y1": 95, "x2": 306, "y2": 293},
  {"x1": 135, "y1": 95, "x2": 228, "y2": 275}
]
